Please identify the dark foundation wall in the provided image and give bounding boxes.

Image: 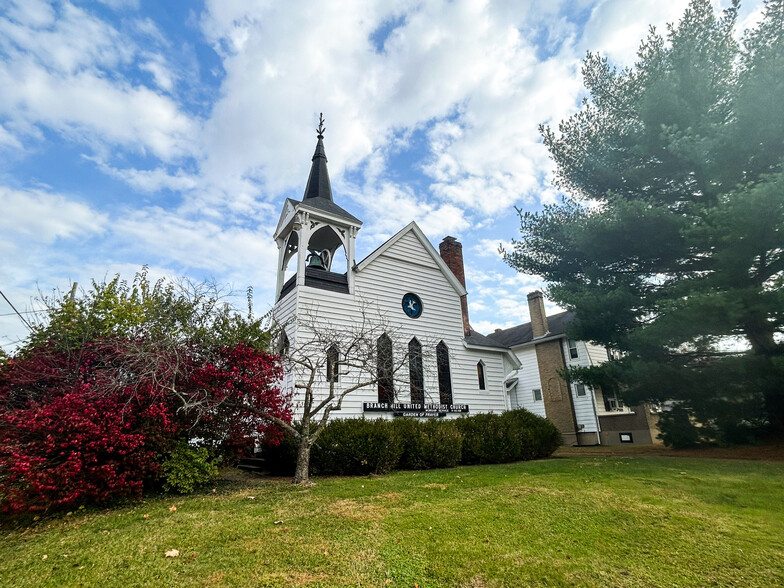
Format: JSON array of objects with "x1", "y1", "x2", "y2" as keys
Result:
[{"x1": 599, "y1": 406, "x2": 661, "y2": 445}]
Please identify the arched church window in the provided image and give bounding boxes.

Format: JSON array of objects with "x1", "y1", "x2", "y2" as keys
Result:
[
  {"x1": 436, "y1": 341, "x2": 452, "y2": 405},
  {"x1": 277, "y1": 332, "x2": 290, "y2": 356},
  {"x1": 477, "y1": 361, "x2": 486, "y2": 390},
  {"x1": 408, "y1": 338, "x2": 424, "y2": 404},
  {"x1": 377, "y1": 334, "x2": 394, "y2": 404},
  {"x1": 326, "y1": 344, "x2": 339, "y2": 383}
]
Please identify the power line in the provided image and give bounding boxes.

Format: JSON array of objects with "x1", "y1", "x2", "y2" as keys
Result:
[{"x1": 0, "y1": 289, "x2": 33, "y2": 331}]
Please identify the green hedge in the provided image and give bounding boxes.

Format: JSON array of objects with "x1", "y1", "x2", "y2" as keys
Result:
[
  {"x1": 312, "y1": 419, "x2": 403, "y2": 476},
  {"x1": 260, "y1": 409, "x2": 560, "y2": 477},
  {"x1": 501, "y1": 409, "x2": 563, "y2": 460},
  {"x1": 391, "y1": 418, "x2": 463, "y2": 470}
]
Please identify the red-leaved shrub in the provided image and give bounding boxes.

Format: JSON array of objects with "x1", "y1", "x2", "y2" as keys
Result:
[
  {"x1": 0, "y1": 341, "x2": 288, "y2": 514},
  {"x1": 184, "y1": 343, "x2": 290, "y2": 458}
]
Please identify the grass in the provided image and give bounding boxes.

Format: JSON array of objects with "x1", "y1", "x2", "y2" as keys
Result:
[{"x1": 1, "y1": 455, "x2": 783, "y2": 587}]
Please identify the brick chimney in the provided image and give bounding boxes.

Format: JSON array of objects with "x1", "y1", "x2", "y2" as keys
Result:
[
  {"x1": 527, "y1": 290, "x2": 549, "y2": 338},
  {"x1": 439, "y1": 236, "x2": 471, "y2": 336}
]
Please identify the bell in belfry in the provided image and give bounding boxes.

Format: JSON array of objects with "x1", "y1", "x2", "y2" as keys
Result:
[{"x1": 306, "y1": 251, "x2": 325, "y2": 270}]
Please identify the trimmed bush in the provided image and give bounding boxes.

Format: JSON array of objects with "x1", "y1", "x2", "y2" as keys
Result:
[
  {"x1": 160, "y1": 443, "x2": 220, "y2": 494},
  {"x1": 456, "y1": 413, "x2": 514, "y2": 464},
  {"x1": 259, "y1": 409, "x2": 559, "y2": 479},
  {"x1": 392, "y1": 418, "x2": 463, "y2": 470},
  {"x1": 0, "y1": 350, "x2": 174, "y2": 514},
  {"x1": 312, "y1": 418, "x2": 403, "y2": 476},
  {"x1": 456, "y1": 409, "x2": 561, "y2": 464},
  {"x1": 501, "y1": 409, "x2": 562, "y2": 459}
]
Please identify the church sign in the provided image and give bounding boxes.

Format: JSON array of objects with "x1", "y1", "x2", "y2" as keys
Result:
[{"x1": 363, "y1": 402, "x2": 469, "y2": 418}]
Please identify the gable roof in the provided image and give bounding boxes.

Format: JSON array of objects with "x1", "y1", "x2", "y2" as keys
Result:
[
  {"x1": 297, "y1": 196, "x2": 362, "y2": 224},
  {"x1": 486, "y1": 310, "x2": 575, "y2": 348},
  {"x1": 464, "y1": 328, "x2": 510, "y2": 349},
  {"x1": 355, "y1": 221, "x2": 467, "y2": 297}
]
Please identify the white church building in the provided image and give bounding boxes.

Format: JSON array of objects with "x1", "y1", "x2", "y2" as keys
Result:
[{"x1": 271, "y1": 123, "x2": 659, "y2": 446}]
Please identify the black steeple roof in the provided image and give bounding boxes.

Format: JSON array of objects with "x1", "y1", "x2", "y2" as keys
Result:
[
  {"x1": 298, "y1": 114, "x2": 361, "y2": 224},
  {"x1": 303, "y1": 114, "x2": 333, "y2": 202}
]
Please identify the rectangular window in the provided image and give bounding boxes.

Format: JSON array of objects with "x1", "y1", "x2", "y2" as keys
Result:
[
  {"x1": 568, "y1": 339, "x2": 578, "y2": 359},
  {"x1": 603, "y1": 391, "x2": 624, "y2": 411},
  {"x1": 575, "y1": 383, "x2": 586, "y2": 396},
  {"x1": 533, "y1": 389, "x2": 542, "y2": 402}
]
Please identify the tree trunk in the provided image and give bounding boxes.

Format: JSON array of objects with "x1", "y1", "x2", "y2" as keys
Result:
[{"x1": 293, "y1": 437, "x2": 312, "y2": 485}]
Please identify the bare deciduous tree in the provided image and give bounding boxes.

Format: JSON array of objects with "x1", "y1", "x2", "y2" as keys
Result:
[{"x1": 267, "y1": 303, "x2": 435, "y2": 485}]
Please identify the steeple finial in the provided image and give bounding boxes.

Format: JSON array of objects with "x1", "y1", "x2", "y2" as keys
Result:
[{"x1": 316, "y1": 113, "x2": 326, "y2": 139}]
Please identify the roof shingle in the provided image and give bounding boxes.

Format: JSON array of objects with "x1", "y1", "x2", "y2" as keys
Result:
[{"x1": 486, "y1": 310, "x2": 574, "y2": 347}]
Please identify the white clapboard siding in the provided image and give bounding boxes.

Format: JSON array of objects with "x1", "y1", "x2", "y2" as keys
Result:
[
  {"x1": 355, "y1": 230, "x2": 507, "y2": 414},
  {"x1": 272, "y1": 286, "x2": 298, "y2": 398},
  {"x1": 585, "y1": 342, "x2": 609, "y2": 367},
  {"x1": 562, "y1": 339, "x2": 600, "y2": 433},
  {"x1": 274, "y1": 226, "x2": 509, "y2": 420},
  {"x1": 510, "y1": 346, "x2": 547, "y2": 417}
]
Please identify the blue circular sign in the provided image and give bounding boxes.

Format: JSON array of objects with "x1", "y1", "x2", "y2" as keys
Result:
[{"x1": 402, "y1": 293, "x2": 423, "y2": 319}]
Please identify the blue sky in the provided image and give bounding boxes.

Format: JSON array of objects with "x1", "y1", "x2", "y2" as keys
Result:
[{"x1": 0, "y1": 0, "x2": 765, "y2": 351}]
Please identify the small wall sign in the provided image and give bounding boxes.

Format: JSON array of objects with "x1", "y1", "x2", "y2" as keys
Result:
[{"x1": 364, "y1": 402, "x2": 469, "y2": 418}]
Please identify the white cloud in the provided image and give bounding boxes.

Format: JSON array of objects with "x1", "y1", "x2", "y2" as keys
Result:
[
  {"x1": 346, "y1": 180, "x2": 469, "y2": 240},
  {"x1": 579, "y1": 0, "x2": 692, "y2": 66},
  {"x1": 194, "y1": 0, "x2": 584, "y2": 213},
  {"x1": 0, "y1": 123, "x2": 22, "y2": 149},
  {"x1": 473, "y1": 238, "x2": 512, "y2": 258},
  {"x1": 0, "y1": 1, "x2": 133, "y2": 73},
  {"x1": 87, "y1": 158, "x2": 199, "y2": 193},
  {"x1": 0, "y1": 186, "x2": 107, "y2": 243},
  {"x1": 0, "y1": 61, "x2": 196, "y2": 159},
  {"x1": 0, "y1": 2, "x2": 196, "y2": 160},
  {"x1": 139, "y1": 53, "x2": 176, "y2": 92},
  {"x1": 114, "y1": 207, "x2": 277, "y2": 275},
  {"x1": 3, "y1": 0, "x2": 55, "y2": 29},
  {"x1": 133, "y1": 18, "x2": 168, "y2": 44}
]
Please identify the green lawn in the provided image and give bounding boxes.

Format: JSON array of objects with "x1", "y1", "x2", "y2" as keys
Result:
[{"x1": 2, "y1": 456, "x2": 783, "y2": 587}]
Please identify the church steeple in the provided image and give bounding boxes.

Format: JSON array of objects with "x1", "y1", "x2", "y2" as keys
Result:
[
  {"x1": 272, "y1": 114, "x2": 363, "y2": 301},
  {"x1": 303, "y1": 113, "x2": 333, "y2": 202}
]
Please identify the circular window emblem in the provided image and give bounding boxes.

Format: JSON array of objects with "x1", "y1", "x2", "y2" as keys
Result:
[{"x1": 402, "y1": 293, "x2": 423, "y2": 319}]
